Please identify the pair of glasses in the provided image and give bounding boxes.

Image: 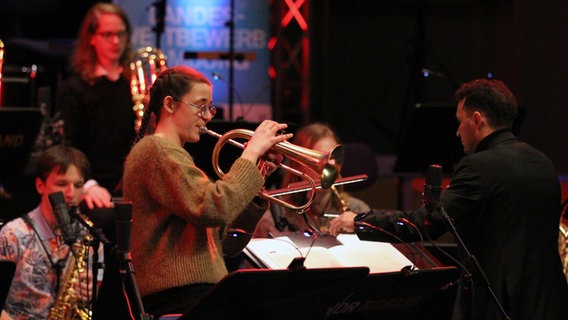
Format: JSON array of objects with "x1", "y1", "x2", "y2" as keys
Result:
[
  {"x1": 95, "y1": 31, "x2": 128, "y2": 41},
  {"x1": 182, "y1": 101, "x2": 217, "y2": 117}
]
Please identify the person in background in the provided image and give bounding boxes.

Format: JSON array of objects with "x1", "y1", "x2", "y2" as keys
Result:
[
  {"x1": 0, "y1": 145, "x2": 104, "y2": 320},
  {"x1": 329, "y1": 79, "x2": 568, "y2": 320},
  {"x1": 56, "y1": 2, "x2": 135, "y2": 197},
  {"x1": 122, "y1": 65, "x2": 292, "y2": 318},
  {"x1": 256, "y1": 122, "x2": 370, "y2": 237}
]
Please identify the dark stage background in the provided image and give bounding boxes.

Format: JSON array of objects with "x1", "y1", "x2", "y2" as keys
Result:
[
  {"x1": 309, "y1": 0, "x2": 568, "y2": 174},
  {"x1": 2, "y1": 0, "x2": 568, "y2": 221}
]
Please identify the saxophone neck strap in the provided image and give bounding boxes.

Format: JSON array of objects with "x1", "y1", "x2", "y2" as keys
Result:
[{"x1": 21, "y1": 213, "x2": 67, "y2": 291}]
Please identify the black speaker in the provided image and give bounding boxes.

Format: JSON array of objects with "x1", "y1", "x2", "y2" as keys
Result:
[{"x1": 1, "y1": 65, "x2": 37, "y2": 107}]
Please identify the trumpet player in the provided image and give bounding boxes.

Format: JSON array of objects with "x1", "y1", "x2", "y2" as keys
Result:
[{"x1": 122, "y1": 65, "x2": 292, "y2": 318}]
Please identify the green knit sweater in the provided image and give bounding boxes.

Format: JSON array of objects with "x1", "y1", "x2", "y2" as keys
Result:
[{"x1": 123, "y1": 135, "x2": 267, "y2": 297}]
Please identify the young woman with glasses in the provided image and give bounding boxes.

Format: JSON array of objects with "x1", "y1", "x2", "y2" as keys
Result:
[
  {"x1": 56, "y1": 2, "x2": 134, "y2": 198},
  {"x1": 122, "y1": 65, "x2": 293, "y2": 318}
]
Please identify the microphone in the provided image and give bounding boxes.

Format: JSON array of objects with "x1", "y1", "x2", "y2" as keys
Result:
[
  {"x1": 283, "y1": 229, "x2": 319, "y2": 271},
  {"x1": 48, "y1": 191, "x2": 77, "y2": 246},
  {"x1": 211, "y1": 72, "x2": 224, "y2": 80},
  {"x1": 423, "y1": 164, "x2": 443, "y2": 212},
  {"x1": 114, "y1": 201, "x2": 133, "y2": 254},
  {"x1": 421, "y1": 68, "x2": 447, "y2": 79},
  {"x1": 69, "y1": 206, "x2": 110, "y2": 245}
]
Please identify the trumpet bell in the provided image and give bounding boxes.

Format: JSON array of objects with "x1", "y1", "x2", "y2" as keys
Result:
[
  {"x1": 276, "y1": 140, "x2": 343, "y2": 190},
  {"x1": 321, "y1": 145, "x2": 344, "y2": 189},
  {"x1": 202, "y1": 127, "x2": 344, "y2": 211}
]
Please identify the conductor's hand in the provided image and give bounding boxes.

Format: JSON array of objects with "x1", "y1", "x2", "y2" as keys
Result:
[
  {"x1": 242, "y1": 120, "x2": 293, "y2": 163},
  {"x1": 82, "y1": 185, "x2": 114, "y2": 210},
  {"x1": 328, "y1": 211, "x2": 357, "y2": 236}
]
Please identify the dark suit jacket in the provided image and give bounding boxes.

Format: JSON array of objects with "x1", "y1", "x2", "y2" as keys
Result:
[{"x1": 358, "y1": 130, "x2": 568, "y2": 320}]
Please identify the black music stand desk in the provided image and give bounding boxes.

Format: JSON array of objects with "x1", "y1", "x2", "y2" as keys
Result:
[
  {"x1": 327, "y1": 266, "x2": 459, "y2": 320},
  {"x1": 178, "y1": 267, "x2": 370, "y2": 320}
]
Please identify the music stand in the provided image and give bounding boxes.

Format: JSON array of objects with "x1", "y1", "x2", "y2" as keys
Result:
[
  {"x1": 326, "y1": 266, "x2": 460, "y2": 320},
  {"x1": 0, "y1": 261, "x2": 16, "y2": 312},
  {"x1": 177, "y1": 267, "x2": 370, "y2": 320}
]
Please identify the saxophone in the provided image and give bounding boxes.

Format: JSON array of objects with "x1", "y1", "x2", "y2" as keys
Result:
[
  {"x1": 47, "y1": 212, "x2": 94, "y2": 320},
  {"x1": 130, "y1": 46, "x2": 167, "y2": 133}
]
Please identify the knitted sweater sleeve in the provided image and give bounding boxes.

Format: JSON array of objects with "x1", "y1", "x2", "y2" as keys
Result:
[
  {"x1": 130, "y1": 136, "x2": 265, "y2": 228},
  {"x1": 222, "y1": 199, "x2": 269, "y2": 256}
]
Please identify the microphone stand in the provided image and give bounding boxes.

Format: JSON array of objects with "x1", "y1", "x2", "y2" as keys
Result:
[
  {"x1": 118, "y1": 250, "x2": 152, "y2": 320},
  {"x1": 152, "y1": 0, "x2": 166, "y2": 49},
  {"x1": 427, "y1": 194, "x2": 511, "y2": 320},
  {"x1": 113, "y1": 202, "x2": 152, "y2": 320},
  {"x1": 226, "y1": 0, "x2": 236, "y2": 121},
  {"x1": 70, "y1": 208, "x2": 111, "y2": 315},
  {"x1": 70, "y1": 209, "x2": 111, "y2": 246}
]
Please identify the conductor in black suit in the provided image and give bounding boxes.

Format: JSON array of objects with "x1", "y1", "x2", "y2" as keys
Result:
[{"x1": 329, "y1": 79, "x2": 568, "y2": 320}]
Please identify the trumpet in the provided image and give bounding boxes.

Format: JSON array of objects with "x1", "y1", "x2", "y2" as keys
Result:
[{"x1": 200, "y1": 126, "x2": 344, "y2": 211}]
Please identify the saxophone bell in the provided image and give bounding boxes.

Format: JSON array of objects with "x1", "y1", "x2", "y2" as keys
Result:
[
  {"x1": 47, "y1": 207, "x2": 96, "y2": 320},
  {"x1": 130, "y1": 47, "x2": 167, "y2": 132}
]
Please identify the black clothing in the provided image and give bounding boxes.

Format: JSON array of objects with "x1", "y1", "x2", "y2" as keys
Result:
[
  {"x1": 357, "y1": 130, "x2": 568, "y2": 320},
  {"x1": 57, "y1": 73, "x2": 136, "y2": 195}
]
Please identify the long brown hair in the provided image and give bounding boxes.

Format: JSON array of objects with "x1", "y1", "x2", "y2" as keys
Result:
[{"x1": 71, "y1": 2, "x2": 133, "y2": 84}]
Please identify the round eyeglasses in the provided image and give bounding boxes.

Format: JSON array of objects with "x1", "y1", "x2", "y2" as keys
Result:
[
  {"x1": 95, "y1": 31, "x2": 128, "y2": 41},
  {"x1": 182, "y1": 101, "x2": 217, "y2": 117}
]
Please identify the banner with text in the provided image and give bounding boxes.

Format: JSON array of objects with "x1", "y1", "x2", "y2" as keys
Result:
[{"x1": 114, "y1": 0, "x2": 272, "y2": 121}]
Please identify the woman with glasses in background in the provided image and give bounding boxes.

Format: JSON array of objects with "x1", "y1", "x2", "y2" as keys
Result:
[{"x1": 56, "y1": 2, "x2": 134, "y2": 198}]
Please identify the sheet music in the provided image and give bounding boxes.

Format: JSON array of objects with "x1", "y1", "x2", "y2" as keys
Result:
[{"x1": 245, "y1": 233, "x2": 416, "y2": 273}]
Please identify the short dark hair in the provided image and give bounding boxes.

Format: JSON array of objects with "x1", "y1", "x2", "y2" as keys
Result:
[
  {"x1": 455, "y1": 79, "x2": 518, "y2": 130},
  {"x1": 36, "y1": 145, "x2": 91, "y2": 182}
]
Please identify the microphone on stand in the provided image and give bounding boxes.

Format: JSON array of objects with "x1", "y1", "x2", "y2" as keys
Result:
[
  {"x1": 211, "y1": 72, "x2": 224, "y2": 80},
  {"x1": 49, "y1": 191, "x2": 77, "y2": 246},
  {"x1": 114, "y1": 201, "x2": 133, "y2": 255},
  {"x1": 287, "y1": 229, "x2": 318, "y2": 271},
  {"x1": 112, "y1": 201, "x2": 152, "y2": 320},
  {"x1": 423, "y1": 164, "x2": 443, "y2": 212},
  {"x1": 420, "y1": 164, "x2": 511, "y2": 319}
]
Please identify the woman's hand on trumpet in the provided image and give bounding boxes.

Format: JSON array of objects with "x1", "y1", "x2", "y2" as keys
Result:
[{"x1": 241, "y1": 120, "x2": 293, "y2": 165}]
